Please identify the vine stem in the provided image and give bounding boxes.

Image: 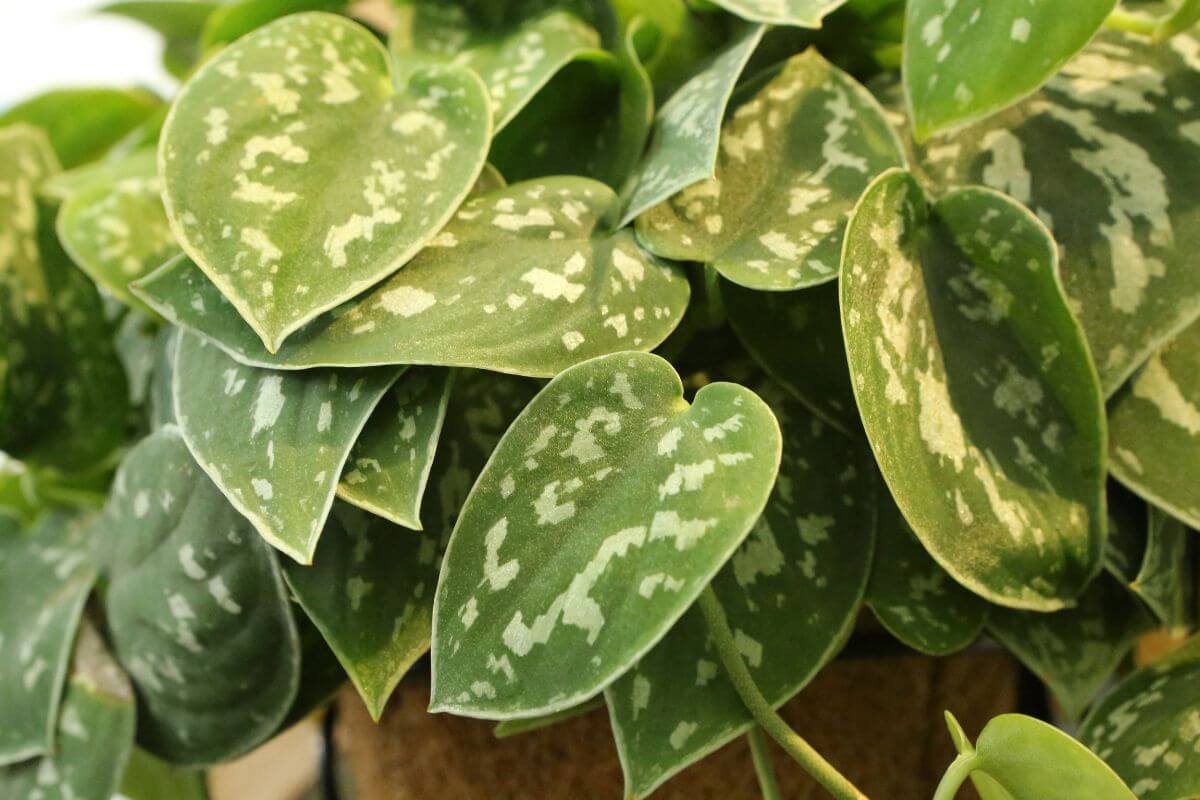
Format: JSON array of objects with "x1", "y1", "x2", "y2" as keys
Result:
[
  {"x1": 931, "y1": 751, "x2": 978, "y2": 800},
  {"x1": 747, "y1": 727, "x2": 783, "y2": 800},
  {"x1": 697, "y1": 587, "x2": 870, "y2": 800},
  {"x1": 1104, "y1": 8, "x2": 1161, "y2": 36}
]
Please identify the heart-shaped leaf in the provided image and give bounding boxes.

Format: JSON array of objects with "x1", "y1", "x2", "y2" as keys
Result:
[
  {"x1": 1109, "y1": 317, "x2": 1200, "y2": 529},
  {"x1": 637, "y1": 49, "x2": 903, "y2": 290},
  {"x1": 0, "y1": 513, "x2": 98, "y2": 765},
  {"x1": 101, "y1": 427, "x2": 300, "y2": 764},
  {"x1": 1080, "y1": 635, "x2": 1200, "y2": 800},
  {"x1": 173, "y1": 331, "x2": 399, "y2": 563},
  {"x1": 620, "y1": 22, "x2": 764, "y2": 226},
  {"x1": 708, "y1": 0, "x2": 847, "y2": 26},
  {"x1": 0, "y1": 89, "x2": 161, "y2": 168},
  {"x1": 132, "y1": 177, "x2": 690, "y2": 376},
  {"x1": 431, "y1": 352, "x2": 781, "y2": 718},
  {"x1": 905, "y1": 30, "x2": 1200, "y2": 395},
  {"x1": 337, "y1": 367, "x2": 454, "y2": 529},
  {"x1": 607, "y1": 381, "x2": 875, "y2": 798},
  {"x1": 988, "y1": 575, "x2": 1149, "y2": 721},
  {"x1": 841, "y1": 169, "x2": 1106, "y2": 610},
  {"x1": 285, "y1": 371, "x2": 538, "y2": 719},
  {"x1": 866, "y1": 493, "x2": 987, "y2": 656},
  {"x1": 903, "y1": 0, "x2": 1116, "y2": 141},
  {"x1": 55, "y1": 151, "x2": 177, "y2": 310},
  {"x1": 0, "y1": 622, "x2": 135, "y2": 800},
  {"x1": 159, "y1": 12, "x2": 491, "y2": 351}
]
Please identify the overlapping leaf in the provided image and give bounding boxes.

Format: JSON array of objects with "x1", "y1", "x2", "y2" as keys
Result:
[
  {"x1": 1080, "y1": 635, "x2": 1200, "y2": 800},
  {"x1": 607, "y1": 381, "x2": 875, "y2": 798},
  {"x1": 841, "y1": 170, "x2": 1106, "y2": 610},
  {"x1": 173, "y1": 332, "x2": 399, "y2": 564},
  {"x1": 0, "y1": 89, "x2": 161, "y2": 168},
  {"x1": 159, "y1": 12, "x2": 491, "y2": 351},
  {"x1": 101, "y1": 427, "x2": 300, "y2": 764},
  {"x1": 431, "y1": 352, "x2": 781, "y2": 718},
  {"x1": 708, "y1": 0, "x2": 847, "y2": 27},
  {"x1": 133, "y1": 177, "x2": 690, "y2": 376},
  {"x1": 1132, "y1": 508, "x2": 1195, "y2": 634},
  {"x1": 637, "y1": 49, "x2": 902, "y2": 290}
]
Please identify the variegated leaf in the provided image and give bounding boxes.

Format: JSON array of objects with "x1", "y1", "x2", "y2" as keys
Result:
[
  {"x1": 0, "y1": 623, "x2": 135, "y2": 800},
  {"x1": 708, "y1": 0, "x2": 847, "y2": 26},
  {"x1": 390, "y1": 5, "x2": 602, "y2": 130},
  {"x1": 903, "y1": 0, "x2": 1116, "y2": 141},
  {"x1": 1109, "y1": 317, "x2": 1200, "y2": 529},
  {"x1": 0, "y1": 88, "x2": 161, "y2": 169},
  {"x1": 173, "y1": 332, "x2": 399, "y2": 564},
  {"x1": 0, "y1": 513, "x2": 97, "y2": 765},
  {"x1": 430, "y1": 352, "x2": 781, "y2": 718},
  {"x1": 866, "y1": 493, "x2": 987, "y2": 656},
  {"x1": 55, "y1": 151, "x2": 176, "y2": 310},
  {"x1": 620, "y1": 22, "x2": 765, "y2": 226},
  {"x1": 132, "y1": 177, "x2": 690, "y2": 376},
  {"x1": 1080, "y1": 635, "x2": 1200, "y2": 800},
  {"x1": 337, "y1": 367, "x2": 454, "y2": 529},
  {"x1": 159, "y1": 12, "x2": 491, "y2": 352},
  {"x1": 988, "y1": 575, "x2": 1149, "y2": 720},
  {"x1": 908, "y1": 31, "x2": 1200, "y2": 395},
  {"x1": 637, "y1": 50, "x2": 903, "y2": 290},
  {"x1": 607, "y1": 381, "x2": 875, "y2": 798},
  {"x1": 841, "y1": 169, "x2": 1106, "y2": 610},
  {"x1": 285, "y1": 371, "x2": 537, "y2": 720},
  {"x1": 101, "y1": 427, "x2": 300, "y2": 764}
]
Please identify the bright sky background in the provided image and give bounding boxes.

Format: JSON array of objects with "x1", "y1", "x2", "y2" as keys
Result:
[{"x1": 0, "y1": 0, "x2": 177, "y2": 110}]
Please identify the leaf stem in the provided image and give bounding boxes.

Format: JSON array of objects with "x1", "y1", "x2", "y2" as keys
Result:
[
  {"x1": 1104, "y1": 8, "x2": 1161, "y2": 36},
  {"x1": 931, "y1": 751, "x2": 979, "y2": 800},
  {"x1": 697, "y1": 587, "x2": 869, "y2": 800},
  {"x1": 748, "y1": 726, "x2": 783, "y2": 800}
]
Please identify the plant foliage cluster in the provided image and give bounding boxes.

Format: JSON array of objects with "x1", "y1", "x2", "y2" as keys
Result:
[{"x1": 2, "y1": 0, "x2": 1200, "y2": 798}]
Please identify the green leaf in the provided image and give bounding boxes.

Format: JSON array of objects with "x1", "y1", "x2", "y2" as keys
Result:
[
  {"x1": 173, "y1": 332, "x2": 399, "y2": 563},
  {"x1": 201, "y1": 0, "x2": 346, "y2": 49},
  {"x1": 132, "y1": 177, "x2": 690, "y2": 376},
  {"x1": 1104, "y1": 481, "x2": 1147, "y2": 586},
  {"x1": 707, "y1": 0, "x2": 847, "y2": 26},
  {"x1": 431, "y1": 352, "x2": 781, "y2": 719},
  {"x1": 1080, "y1": 635, "x2": 1200, "y2": 800},
  {"x1": 285, "y1": 371, "x2": 538, "y2": 720},
  {"x1": 0, "y1": 513, "x2": 98, "y2": 764},
  {"x1": 906, "y1": 30, "x2": 1200, "y2": 395},
  {"x1": 903, "y1": 0, "x2": 1116, "y2": 141},
  {"x1": 607, "y1": 381, "x2": 875, "y2": 798},
  {"x1": 148, "y1": 327, "x2": 179, "y2": 430},
  {"x1": 988, "y1": 575, "x2": 1149, "y2": 721},
  {"x1": 56, "y1": 151, "x2": 177, "y2": 310},
  {"x1": 101, "y1": 427, "x2": 301, "y2": 764},
  {"x1": 841, "y1": 169, "x2": 1106, "y2": 610},
  {"x1": 724, "y1": 279, "x2": 858, "y2": 435},
  {"x1": 279, "y1": 611, "x2": 347, "y2": 729},
  {"x1": 637, "y1": 49, "x2": 904, "y2": 291},
  {"x1": 390, "y1": 5, "x2": 603, "y2": 130},
  {"x1": 115, "y1": 311, "x2": 160, "y2": 406},
  {"x1": 866, "y1": 493, "x2": 987, "y2": 656},
  {"x1": 337, "y1": 367, "x2": 454, "y2": 529},
  {"x1": 118, "y1": 749, "x2": 209, "y2": 800},
  {"x1": 1109, "y1": 317, "x2": 1200, "y2": 529},
  {"x1": 159, "y1": 12, "x2": 491, "y2": 352},
  {"x1": 98, "y1": 1, "x2": 218, "y2": 80},
  {"x1": 620, "y1": 21, "x2": 764, "y2": 226},
  {"x1": 1132, "y1": 508, "x2": 1195, "y2": 634},
  {"x1": 493, "y1": 696, "x2": 604, "y2": 738},
  {"x1": 0, "y1": 622, "x2": 136, "y2": 800},
  {"x1": 0, "y1": 89, "x2": 161, "y2": 169}
]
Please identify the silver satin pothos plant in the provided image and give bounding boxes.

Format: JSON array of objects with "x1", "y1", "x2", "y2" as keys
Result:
[{"x1": 2, "y1": 0, "x2": 1200, "y2": 798}]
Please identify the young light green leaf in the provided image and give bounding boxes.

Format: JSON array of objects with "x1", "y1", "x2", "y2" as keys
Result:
[
  {"x1": 56, "y1": 150, "x2": 176, "y2": 310},
  {"x1": 1080, "y1": 635, "x2": 1200, "y2": 800},
  {"x1": 1109, "y1": 317, "x2": 1200, "y2": 529},
  {"x1": 841, "y1": 170, "x2": 1106, "y2": 611},
  {"x1": 0, "y1": 513, "x2": 98, "y2": 765},
  {"x1": 636, "y1": 49, "x2": 903, "y2": 291},
  {"x1": 101, "y1": 427, "x2": 301, "y2": 765},
  {"x1": 724, "y1": 279, "x2": 858, "y2": 435},
  {"x1": 903, "y1": 0, "x2": 1116, "y2": 141},
  {"x1": 0, "y1": 89, "x2": 161, "y2": 168},
  {"x1": 909, "y1": 30, "x2": 1200, "y2": 395},
  {"x1": 620, "y1": 22, "x2": 764, "y2": 226},
  {"x1": 159, "y1": 12, "x2": 491, "y2": 352},
  {"x1": 866, "y1": 493, "x2": 987, "y2": 656},
  {"x1": 0, "y1": 622, "x2": 135, "y2": 800},
  {"x1": 285, "y1": 371, "x2": 538, "y2": 720},
  {"x1": 132, "y1": 177, "x2": 690, "y2": 376},
  {"x1": 337, "y1": 367, "x2": 454, "y2": 529},
  {"x1": 988, "y1": 575, "x2": 1149, "y2": 721},
  {"x1": 173, "y1": 332, "x2": 400, "y2": 564},
  {"x1": 607, "y1": 381, "x2": 875, "y2": 798},
  {"x1": 1132, "y1": 508, "x2": 1194, "y2": 634},
  {"x1": 707, "y1": 0, "x2": 847, "y2": 26},
  {"x1": 431, "y1": 352, "x2": 781, "y2": 719}
]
